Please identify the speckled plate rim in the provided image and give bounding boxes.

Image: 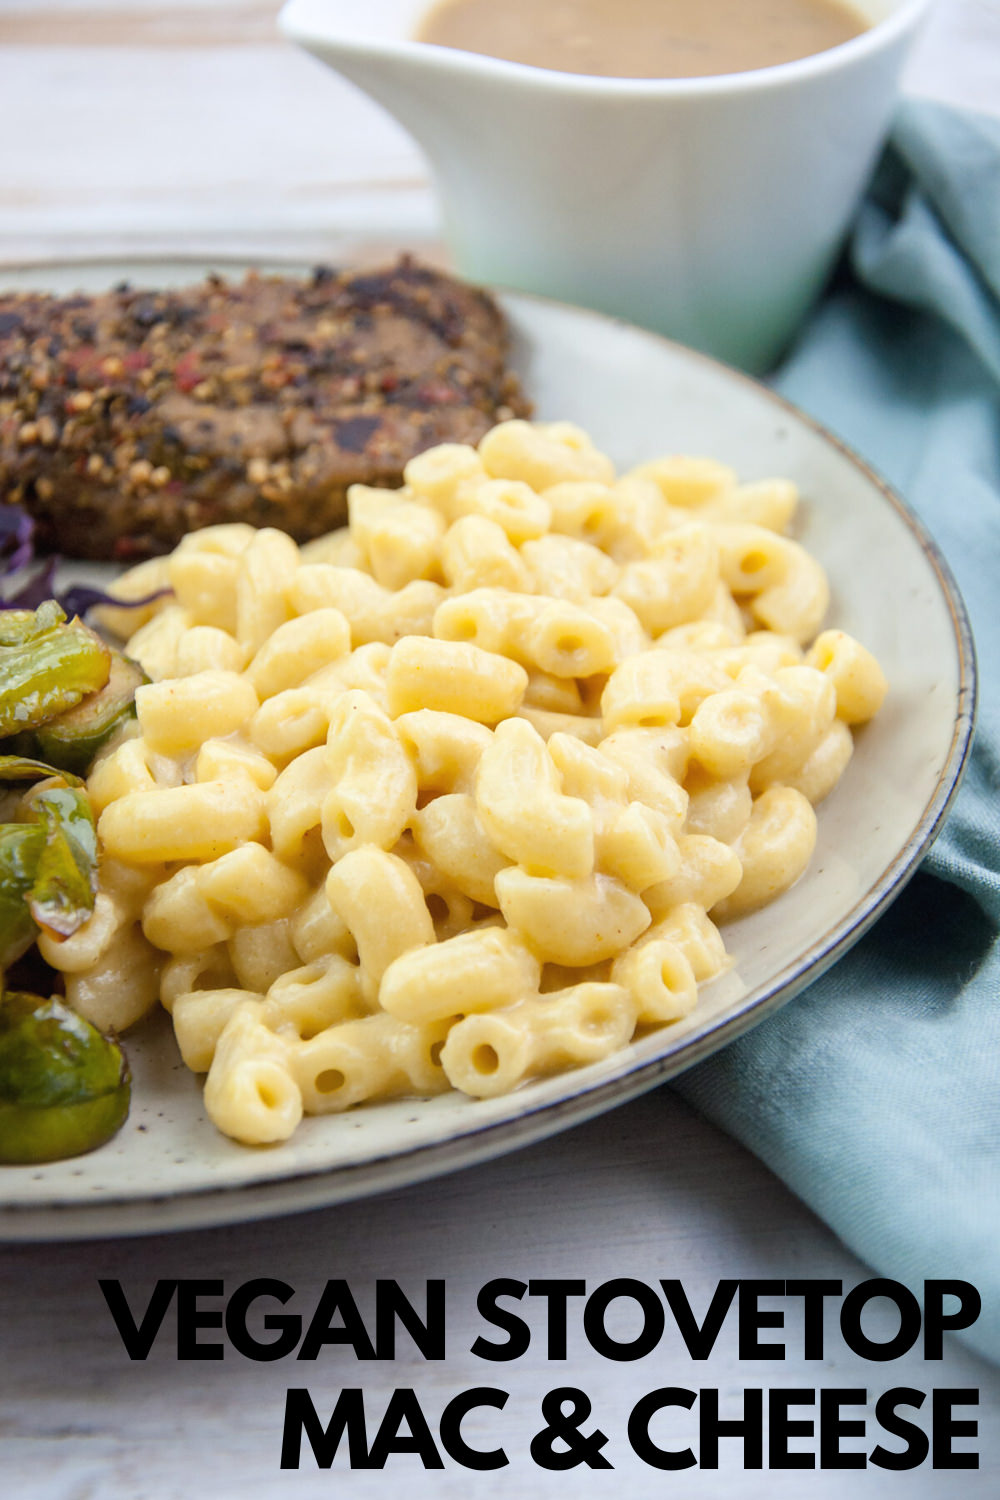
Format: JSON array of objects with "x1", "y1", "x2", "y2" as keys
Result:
[{"x1": 0, "y1": 261, "x2": 977, "y2": 1239}]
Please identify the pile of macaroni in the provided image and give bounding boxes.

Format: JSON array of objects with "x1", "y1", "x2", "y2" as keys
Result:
[{"x1": 44, "y1": 421, "x2": 887, "y2": 1146}]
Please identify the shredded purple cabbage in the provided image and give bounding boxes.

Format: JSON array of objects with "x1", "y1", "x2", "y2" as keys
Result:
[
  {"x1": 0, "y1": 507, "x2": 36, "y2": 576},
  {"x1": 2, "y1": 556, "x2": 60, "y2": 610},
  {"x1": 0, "y1": 506, "x2": 170, "y2": 617}
]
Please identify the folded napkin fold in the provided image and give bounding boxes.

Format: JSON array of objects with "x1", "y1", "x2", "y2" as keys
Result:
[{"x1": 673, "y1": 99, "x2": 1000, "y2": 1366}]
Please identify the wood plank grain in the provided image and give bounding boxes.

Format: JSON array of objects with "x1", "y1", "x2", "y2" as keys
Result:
[
  {"x1": 0, "y1": 2, "x2": 283, "y2": 47},
  {"x1": 2, "y1": 1091, "x2": 997, "y2": 1498}
]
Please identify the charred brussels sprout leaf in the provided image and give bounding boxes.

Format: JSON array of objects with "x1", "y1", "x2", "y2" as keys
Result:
[
  {"x1": 0, "y1": 755, "x2": 84, "y2": 787},
  {"x1": 0, "y1": 612, "x2": 111, "y2": 738},
  {"x1": 28, "y1": 652, "x2": 146, "y2": 776},
  {"x1": 0, "y1": 825, "x2": 46, "y2": 969},
  {"x1": 0, "y1": 600, "x2": 66, "y2": 647},
  {"x1": 0, "y1": 779, "x2": 97, "y2": 964},
  {"x1": 0, "y1": 991, "x2": 130, "y2": 1163},
  {"x1": 27, "y1": 784, "x2": 98, "y2": 939}
]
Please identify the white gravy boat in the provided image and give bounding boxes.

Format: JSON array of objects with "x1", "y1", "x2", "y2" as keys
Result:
[{"x1": 279, "y1": 0, "x2": 931, "y2": 371}]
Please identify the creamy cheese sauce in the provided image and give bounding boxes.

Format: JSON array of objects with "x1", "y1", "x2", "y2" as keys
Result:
[{"x1": 416, "y1": 0, "x2": 871, "y2": 79}]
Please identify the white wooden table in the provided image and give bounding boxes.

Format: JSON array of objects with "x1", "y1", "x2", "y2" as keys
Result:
[{"x1": 1, "y1": 4, "x2": 999, "y2": 1496}]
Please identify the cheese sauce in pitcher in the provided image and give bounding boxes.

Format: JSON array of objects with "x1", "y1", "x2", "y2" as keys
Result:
[{"x1": 416, "y1": 0, "x2": 871, "y2": 79}]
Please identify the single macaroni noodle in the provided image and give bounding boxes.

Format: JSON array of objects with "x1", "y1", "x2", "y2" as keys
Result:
[{"x1": 60, "y1": 420, "x2": 887, "y2": 1145}]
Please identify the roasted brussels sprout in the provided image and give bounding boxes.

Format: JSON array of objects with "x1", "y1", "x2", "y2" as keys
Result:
[
  {"x1": 0, "y1": 601, "x2": 141, "y2": 1163},
  {"x1": 0, "y1": 606, "x2": 112, "y2": 738},
  {"x1": 0, "y1": 990, "x2": 130, "y2": 1164}
]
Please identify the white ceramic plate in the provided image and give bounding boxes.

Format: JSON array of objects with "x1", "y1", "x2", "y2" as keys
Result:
[{"x1": 0, "y1": 260, "x2": 975, "y2": 1239}]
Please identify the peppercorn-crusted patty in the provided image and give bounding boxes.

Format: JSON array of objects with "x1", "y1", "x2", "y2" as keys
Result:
[{"x1": 0, "y1": 259, "x2": 531, "y2": 561}]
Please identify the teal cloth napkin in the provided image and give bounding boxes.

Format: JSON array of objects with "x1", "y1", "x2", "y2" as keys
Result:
[{"x1": 673, "y1": 99, "x2": 1000, "y2": 1366}]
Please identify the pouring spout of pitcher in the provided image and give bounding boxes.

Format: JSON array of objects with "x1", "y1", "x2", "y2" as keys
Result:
[
  {"x1": 279, "y1": 0, "x2": 503, "y2": 163},
  {"x1": 279, "y1": 0, "x2": 585, "y2": 283}
]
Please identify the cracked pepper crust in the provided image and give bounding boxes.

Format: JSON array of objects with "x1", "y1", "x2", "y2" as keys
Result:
[{"x1": 0, "y1": 258, "x2": 531, "y2": 560}]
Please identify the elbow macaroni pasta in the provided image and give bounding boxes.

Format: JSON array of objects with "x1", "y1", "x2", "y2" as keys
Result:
[{"x1": 60, "y1": 421, "x2": 886, "y2": 1145}]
